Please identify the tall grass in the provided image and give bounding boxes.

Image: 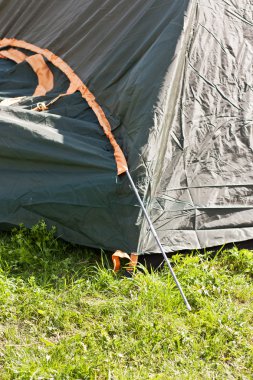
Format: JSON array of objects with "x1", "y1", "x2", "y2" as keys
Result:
[{"x1": 0, "y1": 222, "x2": 252, "y2": 379}]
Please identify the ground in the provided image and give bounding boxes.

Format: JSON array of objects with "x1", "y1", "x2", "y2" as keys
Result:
[{"x1": 0, "y1": 222, "x2": 252, "y2": 379}]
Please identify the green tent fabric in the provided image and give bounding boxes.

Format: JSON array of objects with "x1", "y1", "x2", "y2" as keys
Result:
[{"x1": 0, "y1": 0, "x2": 253, "y2": 254}]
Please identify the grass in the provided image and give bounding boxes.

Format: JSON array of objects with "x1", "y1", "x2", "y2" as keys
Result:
[{"x1": 0, "y1": 221, "x2": 252, "y2": 379}]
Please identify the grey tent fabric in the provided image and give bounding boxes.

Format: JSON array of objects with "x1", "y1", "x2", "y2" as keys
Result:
[
  {"x1": 0, "y1": 0, "x2": 252, "y2": 253},
  {"x1": 139, "y1": 0, "x2": 253, "y2": 252}
]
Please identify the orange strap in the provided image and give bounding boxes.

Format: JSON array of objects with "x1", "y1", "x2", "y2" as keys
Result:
[
  {"x1": 0, "y1": 38, "x2": 128, "y2": 175},
  {"x1": 26, "y1": 54, "x2": 54, "y2": 96},
  {"x1": 112, "y1": 250, "x2": 138, "y2": 272},
  {"x1": 0, "y1": 48, "x2": 26, "y2": 63},
  {"x1": 0, "y1": 48, "x2": 54, "y2": 96}
]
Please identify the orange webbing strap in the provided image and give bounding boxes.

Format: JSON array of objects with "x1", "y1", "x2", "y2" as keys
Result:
[
  {"x1": 26, "y1": 54, "x2": 54, "y2": 96},
  {"x1": 0, "y1": 48, "x2": 54, "y2": 96},
  {"x1": 0, "y1": 48, "x2": 26, "y2": 63},
  {"x1": 128, "y1": 253, "x2": 138, "y2": 273},
  {"x1": 0, "y1": 38, "x2": 128, "y2": 175},
  {"x1": 112, "y1": 250, "x2": 138, "y2": 272}
]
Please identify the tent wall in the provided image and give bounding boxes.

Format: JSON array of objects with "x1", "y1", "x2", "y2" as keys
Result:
[{"x1": 141, "y1": 0, "x2": 253, "y2": 252}]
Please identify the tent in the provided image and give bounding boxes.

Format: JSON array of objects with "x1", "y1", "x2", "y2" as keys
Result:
[{"x1": 0, "y1": 0, "x2": 253, "y2": 256}]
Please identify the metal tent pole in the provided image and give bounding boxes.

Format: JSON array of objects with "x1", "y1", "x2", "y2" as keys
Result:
[{"x1": 126, "y1": 170, "x2": 191, "y2": 311}]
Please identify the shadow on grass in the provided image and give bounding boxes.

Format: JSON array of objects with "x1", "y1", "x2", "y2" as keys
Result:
[
  {"x1": 0, "y1": 221, "x2": 113, "y2": 288},
  {"x1": 1, "y1": 220, "x2": 253, "y2": 287}
]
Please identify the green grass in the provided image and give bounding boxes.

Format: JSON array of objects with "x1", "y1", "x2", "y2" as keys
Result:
[{"x1": 0, "y1": 222, "x2": 252, "y2": 379}]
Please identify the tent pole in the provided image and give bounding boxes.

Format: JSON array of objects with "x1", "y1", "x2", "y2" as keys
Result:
[{"x1": 126, "y1": 170, "x2": 191, "y2": 311}]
